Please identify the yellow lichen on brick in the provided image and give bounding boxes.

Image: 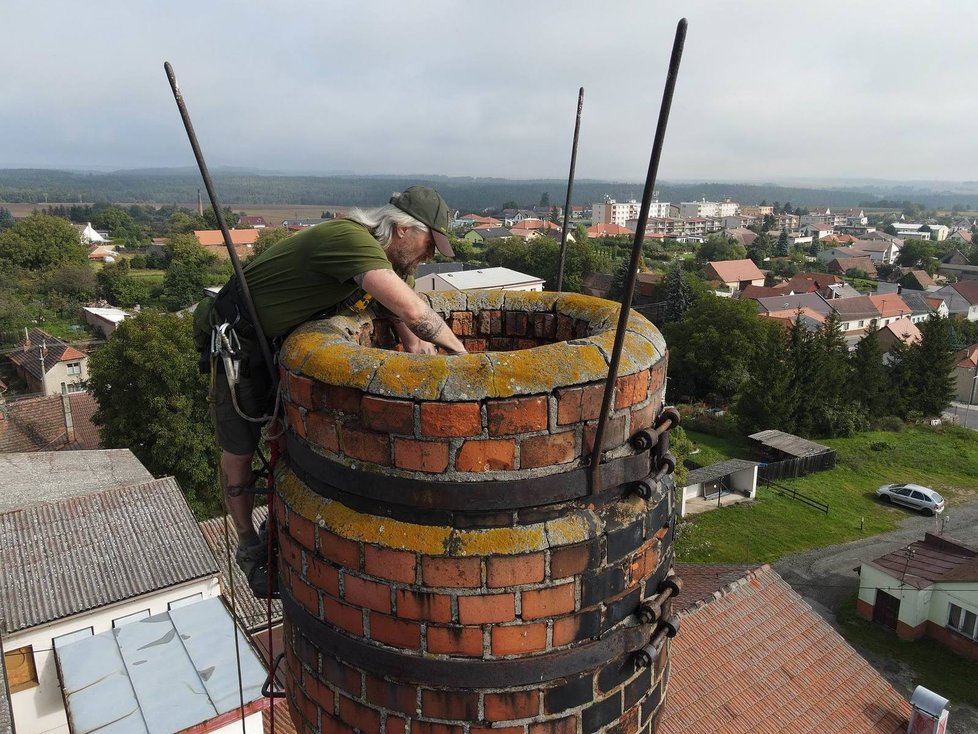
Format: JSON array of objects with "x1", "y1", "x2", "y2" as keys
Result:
[
  {"x1": 369, "y1": 352, "x2": 451, "y2": 400},
  {"x1": 302, "y1": 342, "x2": 386, "y2": 389},
  {"x1": 279, "y1": 330, "x2": 337, "y2": 372},
  {"x1": 439, "y1": 353, "x2": 495, "y2": 401},
  {"x1": 488, "y1": 343, "x2": 609, "y2": 397},
  {"x1": 453, "y1": 525, "x2": 549, "y2": 555},
  {"x1": 554, "y1": 293, "x2": 620, "y2": 328},
  {"x1": 588, "y1": 330, "x2": 662, "y2": 375},
  {"x1": 544, "y1": 512, "x2": 595, "y2": 546}
]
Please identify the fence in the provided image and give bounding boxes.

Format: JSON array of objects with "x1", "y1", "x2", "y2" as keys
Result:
[
  {"x1": 756, "y1": 451, "x2": 836, "y2": 481},
  {"x1": 761, "y1": 478, "x2": 829, "y2": 514}
]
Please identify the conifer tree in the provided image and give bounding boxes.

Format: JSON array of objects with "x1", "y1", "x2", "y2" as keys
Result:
[
  {"x1": 776, "y1": 228, "x2": 790, "y2": 257},
  {"x1": 735, "y1": 324, "x2": 796, "y2": 434},
  {"x1": 907, "y1": 315, "x2": 956, "y2": 416},
  {"x1": 664, "y1": 263, "x2": 692, "y2": 322},
  {"x1": 848, "y1": 321, "x2": 888, "y2": 416}
]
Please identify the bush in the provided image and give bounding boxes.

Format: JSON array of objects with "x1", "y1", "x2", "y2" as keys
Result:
[
  {"x1": 869, "y1": 440, "x2": 893, "y2": 452},
  {"x1": 873, "y1": 415, "x2": 905, "y2": 433}
]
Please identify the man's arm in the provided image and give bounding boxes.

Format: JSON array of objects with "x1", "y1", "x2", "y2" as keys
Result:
[
  {"x1": 357, "y1": 269, "x2": 467, "y2": 353},
  {"x1": 394, "y1": 321, "x2": 437, "y2": 354}
]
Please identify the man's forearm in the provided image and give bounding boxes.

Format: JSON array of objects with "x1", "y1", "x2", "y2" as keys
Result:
[{"x1": 407, "y1": 305, "x2": 466, "y2": 353}]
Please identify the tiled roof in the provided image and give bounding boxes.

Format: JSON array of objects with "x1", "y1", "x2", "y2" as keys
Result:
[
  {"x1": 660, "y1": 565, "x2": 911, "y2": 734},
  {"x1": 473, "y1": 227, "x2": 513, "y2": 239},
  {"x1": 755, "y1": 293, "x2": 832, "y2": 316},
  {"x1": 198, "y1": 506, "x2": 283, "y2": 633},
  {"x1": 904, "y1": 269, "x2": 934, "y2": 289},
  {"x1": 864, "y1": 533, "x2": 978, "y2": 589},
  {"x1": 878, "y1": 317, "x2": 921, "y2": 347},
  {"x1": 828, "y1": 256, "x2": 878, "y2": 276},
  {"x1": 673, "y1": 563, "x2": 759, "y2": 609},
  {"x1": 868, "y1": 294, "x2": 911, "y2": 319},
  {"x1": 238, "y1": 216, "x2": 267, "y2": 226},
  {"x1": 193, "y1": 229, "x2": 260, "y2": 247},
  {"x1": 0, "y1": 392, "x2": 100, "y2": 453},
  {"x1": 0, "y1": 477, "x2": 218, "y2": 633},
  {"x1": 7, "y1": 328, "x2": 85, "y2": 380},
  {"x1": 738, "y1": 285, "x2": 787, "y2": 300},
  {"x1": 951, "y1": 279, "x2": 978, "y2": 305},
  {"x1": 587, "y1": 223, "x2": 633, "y2": 236},
  {"x1": 830, "y1": 295, "x2": 880, "y2": 320},
  {"x1": 955, "y1": 343, "x2": 978, "y2": 369},
  {"x1": 706, "y1": 258, "x2": 764, "y2": 284}
]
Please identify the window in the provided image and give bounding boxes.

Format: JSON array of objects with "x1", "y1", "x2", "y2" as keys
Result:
[
  {"x1": 4, "y1": 645, "x2": 39, "y2": 693},
  {"x1": 53, "y1": 627, "x2": 94, "y2": 650},
  {"x1": 168, "y1": 593, "x2": 203, "y2": 610},
  {"x1": 66, "y1": 383, "x2": 86, "y2": 394},
  {"x1": 113, "y1": 609, "x2": 150, "y2": 628},
  {"x1": 948, "y1": 603, "x2": 978, "y2": 639},
  {"x1": 66, "y1": 361, "x2": 81, "y2": 376}
]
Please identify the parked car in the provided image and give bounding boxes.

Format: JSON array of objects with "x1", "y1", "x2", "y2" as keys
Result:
[{"x1": 876, "y1": 483, "x2": 945, "y2": 515}]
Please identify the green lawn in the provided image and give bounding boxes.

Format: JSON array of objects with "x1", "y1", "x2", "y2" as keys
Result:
[
  {"x1": 836, "y1": 596, "x2": 978, "y2": 707},
  {"x1": 130, "y1": 269, "x2": 166, "y2": 285},
  {"x1": 676, "y1": 426, "x2": 978, "y2": 564}
]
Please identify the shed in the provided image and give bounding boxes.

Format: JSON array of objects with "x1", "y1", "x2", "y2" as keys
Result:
[
  {"x1": 679, "y1": 459, "x2": 759, "y2": 517},
  {"x1": 748, "y1": 429, "x2": 832, "y2": 460}
]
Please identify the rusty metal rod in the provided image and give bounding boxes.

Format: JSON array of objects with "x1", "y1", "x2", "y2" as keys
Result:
[
  {"x1": 631, "y1": 406, "x2": 681, "y2": 451},
  {"x1": 163, "y1": 61, "x2": 277, "y2": 385},
  {"x1": 556, "y1": 87, "x2": 584, "y2": 292},
  {"x1": 588, "y1": 19, "x2": 687, "y2": 492},
  {"x1": 637, "y1": 574, "x2": 684, "y2": 625},
  {"x1": 634, "y1": 614, "x2": 681, "y2": 669}
]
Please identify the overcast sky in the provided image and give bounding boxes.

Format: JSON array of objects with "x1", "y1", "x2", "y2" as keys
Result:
[{"x1": 2, "y1": 1, "x2": 976, "y2": 183}]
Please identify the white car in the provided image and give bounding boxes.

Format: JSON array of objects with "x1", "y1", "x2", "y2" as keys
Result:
[{"x1": 876, "y1": 483, "x2": 945, "y2": 515}]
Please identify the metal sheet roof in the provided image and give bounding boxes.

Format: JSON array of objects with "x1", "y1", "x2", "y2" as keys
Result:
[
  {"x1": 748, "y1": 429, "x2": 832, "y2": 458},
  {"x1": 683, "y1": 459, "x2": 758, "y2": 486},
  {"x1": 0, "y1": 477, "x2": 218, "y2": 633},
  {"x1": 57, "y1": 597, "x2": 266, "y2": 734}
]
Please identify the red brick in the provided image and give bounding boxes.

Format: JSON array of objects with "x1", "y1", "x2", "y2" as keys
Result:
[
  {"x1": 555, "y1": 314, "x2": 575, "y2": 341},
  {"x1": 627, "y1": 544, "x2": 659, "y2": 584},
  {"x1": 360, "y1": 395, "x2": 415, "y2": 435},
  {"x1": 550, "y1": 543, "x2": 592, "y2": 578},
  {"x1": 394, "y1": 438, "x2": 450, "y2": 472},
  {"x1": 385, "y1": 716, "x2": 408, "y2": 734},
  {"x1": 520, "y1": 432, "x2": 577, "y2": 469},
  {"x1": 630, "y1": 399, "x2": 658, "y2": 433},
  {"x1": 394, "y1": 589, "x2": 453, "y2": 623},
  {"x1": 489, "y1": 337, "x2": 516, "y2": 351},
  {"x1": 487, "y1": 396, "x2": 548, "y2": 435},
  {"x1": 420, "y1": 402, "x2": 482, "y2": 437},
  {"x1": 421, "y1": 689, "x2": 480, "y2": 720},
  {"x1": 279, "y1": 535, "x2": 304, "y2": 575},
  {"x1": 412, "y1": 722, "x2": 464, "y2": 734},
  {"x1": 516, "y1": 338, "x2": 538, "y2": 350},
  {"x1": 369, "y1": 613, "x2": 422, "y2": 649},
  {"x1": 614, "y1": 369, "x2": 650, "y2": 409},
  {"x1": 505, "y1": 311, "x2": 529, "y2": 336},
  {"x1": 426, "y1": 626, "x2": 484, "y2": 656},
  {"x1": 285, "y1": 403, "x2": 306, "y2": 439},
  {"x1": 583, "y1": 413, "x2": 627, "y2": 452},
  {"x1": 462, "y1": 338, "x2": 488, "y2": 352},
  {"x1": 322, "y1": 385, "x2": 362, "y2": 413},
  {"x1": 422, "y1": 556, "x2": 482, "y2": 588},
  {"x1": 532, "y1": 312, "x2": 557, "y2": 340},
  {"x1": 291, "y1": 574, "x2": 320, "y2": 616},
  {"x1": 319, "y1": 529, "x2": 360, "y2": 569},
  {"x1": 458, "y1": 593, "x2": 516, "y2": 624},
  {"x1": 322, "y1": 710, "x2": 356, "y2": 734},
  {"x1": 322, "y1": 655, "x2": 362, "y2": 697},
  {"x1": 323, "y1": 596, "x2": 364, "y2": 636},
  {"x1": 449, "y1": 311, "x2": 475, "y2": 336},
  {"x1": 303, "y1": 671, "x2": 335, "y2": 717},
  {"x1": 529, "y1": 716, "x2": 579, "y2": 734},
  {"x1": 339, "y1": 424, "x2": 390, "y2": 465},
  {"x1": 288, "y1": 373, "x2": 324, "y2": 409},
  {"x1": 456, "y1": 439, "x2": 516, "y2": 472},
  {"x1": 344, "y1": 575, "x2": 392, "y2": 613},
  {"x1": 521, "y1": 582, "x2": 576, "y2": 620},
  {"x1": 338, "y1": 695, "x2": 380, "y2": 733},
  {"x1": 366, "y1": 674, "x2": 418, "y2": 715},
  {"x1": 484, "y1": 690, "x2": 540, "y2": 721},
  {"x1": 306, "y1": 556, "x2": 340, "y2": 597},
  {"x1": 553, "y1": 613, "x2": 591, "y2": 646},
  {"x1": 364, "y1": 545, "x2": 416, "y2": 584},
  {"x1": 487, "y1": 553, "x2": 545, "y2": 588},
  {"x1": 491, "y1": 623, "x2": 547, "y2": 655},
  {"x1": 471, "y1": 727, "x2": 523, "y2": 734},
  {"x1": 306, "y1": 412, "x2": 339, "y2": 453},
  {"x1": 649, "y1": 362, "x2": 666, "y2": 393},
  {"x1": 289, "y1": 511, "x2": 316, "y2": 551}
]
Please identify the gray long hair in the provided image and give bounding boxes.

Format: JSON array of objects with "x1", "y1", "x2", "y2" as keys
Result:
[{"x1": 345, "y1": 201, "x2": 428, "y2": 249}]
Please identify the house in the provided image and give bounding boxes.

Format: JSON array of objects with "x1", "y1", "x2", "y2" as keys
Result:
[
  {"x1": 723, "y1": 227, "x2": 757, "y2": 249},
  {"x1": 738, "y1": 284, "x2": 788, "y2": 301},
  {"x1": 82, "y1": 305, "x2": 130, "y2": 337},
  {"x1": 193, "y1": 228, "x2": 260, "y2": 260},
  {"x1": 825, "y1": 282, "x2": 862, "y2": 299},
  {"x1": 661, "y1": 564, "x2": 912, "y2": 733},
  {"x1": 939, "y1": 249, "x2": 971, "y2": 266},
  {"x1": 702, "y1": 258, "x2": 765, "y2": 294},
  {"x1": 73, "y1": 222, "x2": 109, "y2": 245},
  {"x1": 935, "y1": 281, "x2": 978, "y2": 321},
  {"x1": 857, "y1": 533, "x2": 978, "y2": 661},
  {"x1": 463, "y1": 227, "x2": 512, "y2": 244},
  {"x1": 414, "y1": 267, "x2": 545, "y2": 293},
  {"x1": 877, "y1": 317, "x2": 922, "y2": 356},
  {"x1": 748, "y1": 429, "x2": 834, "y2": 462},
  {"x1": 900, "y1": 291, "x2": 948, "y2": 323},
  {"x1": 953, "y1": 344, "x2": 978, "y2": 404},
  {"x1": 850, "y1": 237, "x2": 902, "y2": 265},
  {"x1": 238, "y1": 215, "x2": 267, "y2": 228},
  {"x1": 782, "y1": 272, "x2": 843, "y2": 297},
  {"x1": 829, "y1": 295, "x2": 881, "y2": 335},
  {"x1": 898, "y1": 269, "x2": 935, "y2": 291},
  {"x1": 0, "y1": 391, "x2": 99, "y2": 452},
  {"x1": 946, "y1": 229, "x2": 972, "y2": 245},
  {"x1": 586, "y1": 223, "x2": 634, "y2": 238},
  {"x1": 8, "y1": 328, "x2": 88, "y2": 396},
  {"x1": 802, "y1": 222, "x2": 835, "y2": 238},
  {"x1": 0, "y1": 451, "x2": 267, "y2": 734},
  {"x1": 758, "y1": 306, "x2": 826, "y2": 332},
  {"x1": 755, "y1": 293, "x2": 833, "y2": 320},
  {"x1": 868, "y1": 294, "x2": 912, "y2": 326},
  {"x1": 678, "y1": 459, "x2": 758, "y2": 517},
  {"x1": 86, "y1": 244, "x2": 117, "y2": 263},
  {"x1": 826, "y1": 255, "x2": 878, "y2": 278},
  {"x1": 508, "y1": 227, "x2": 544, "y2": 240}
]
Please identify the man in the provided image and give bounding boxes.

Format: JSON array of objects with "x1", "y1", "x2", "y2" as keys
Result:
[{"x1": 195, "y1": 186, "x2": 466, "y2": 595}]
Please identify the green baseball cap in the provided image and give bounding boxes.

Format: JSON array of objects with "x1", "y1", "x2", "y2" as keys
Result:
[{"x1": 390, "y1": 186, "x2": 454, "y2": 257}]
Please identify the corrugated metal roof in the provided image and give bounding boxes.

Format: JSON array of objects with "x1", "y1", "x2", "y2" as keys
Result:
[
  {"x1": 683, "y1": 459, "x2": 758, "y2": 486},
  {"x1": 748, "y1": 429, "x2": 832, "y2": 458},
  {"x1": 57, "y1": 597, "x2": 266, "y2": 734},
  {"x1": 661, "y1": 565, "x2": 911, "y2": 734},
  {"x1": 198, "y1": 506, "x2": 283, "y2": 632},
  {"x1": 866, "y1": 533, "x2": 978, "y2": 589},
  {"x1": 0, "y1": 477, "x2": 218, "y2": 633}
]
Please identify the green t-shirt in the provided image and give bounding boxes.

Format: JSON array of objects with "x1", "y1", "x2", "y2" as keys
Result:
[{"x1": 240, "y1": 219, "x2": 393, "y2": 338}]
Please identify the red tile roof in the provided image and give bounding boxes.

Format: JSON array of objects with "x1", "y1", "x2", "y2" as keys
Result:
[
  {"x1": 739, "y1": 284, "x2": 788, "y2": 300},
  {"x1": 955, "y1": 343, "x2": 978, "y2": 369},
  {"x1": 0, "y1": 393, "x2": 100, "y2": 452},
  {"x1": 193, "y1": 229, "x2": 260, "y2": 247},
  {"x1": 8, "y1": 329, "x2": 86, "y2": 380},
  {"x1": 587, "y1": 223, "x2": 634, "y2": 237},
  {"x1": 868, "y1": 294, "x2": 912, "y2": 319},
  {"x1": 661, "y1": 565, "x2": 911, "y2": 734},
  {"x1": 864, "y1": 533, "x2": 978, "y2": 589},
  {"x1": 705, "y1": 258, "x2": 765, "y2": 284},
  {"x1": 951, "y1": 279, "x2": 978, "y2": 305}
]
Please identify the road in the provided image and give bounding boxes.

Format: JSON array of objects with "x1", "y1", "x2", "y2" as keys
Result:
[
  {"x1": 945, "y1": 402, "x2": 978, "y2": 431},
  {"x1": 774, "y1": 498, "x2": 978, "y2": 733}
]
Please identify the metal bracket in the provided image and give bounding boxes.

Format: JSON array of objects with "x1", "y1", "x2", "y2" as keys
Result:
[
  {"x1": 630, "y1": 406, "x2": 681, "y2": 452},
  {"x1": 633, "y1": 614, "x2": 681, "y2": 669},
  {"x1": 635, "y1": 573, "x2": 684, "y2": 626},
  {"x1": 262, "y1": 652, "x2": 287, "y2": 699}
]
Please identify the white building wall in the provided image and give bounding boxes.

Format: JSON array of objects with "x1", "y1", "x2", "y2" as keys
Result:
[
  {"x1": 857, "y1": 564, "x2": 929, "y2": 628},
  {"x1": 7, "y1": 577, "x2": 219, "y2": 734},
  {"x1": 927, "y1": 582, "x2": 978, "y2": 629}
]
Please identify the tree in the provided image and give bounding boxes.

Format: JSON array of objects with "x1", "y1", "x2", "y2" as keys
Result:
[
  {"x1": 776, "y1": 228, "x2": 790, "y2": 257},
  {"x1": 608, "y1": 258, "x2": 634, "y2": 302},
  {"x1": 848, "y1": 321, "x2": 889, "y2": 416},
  {"x1": 92, "y1": 206, "x2": 138, "y2": 240},
  {"x1": 550, "y1": 206, "x2": 560, "y2": 224},
  {"x1": 695, "y1": 234, "x2": 747, "y2": 265},
  {"x1": 484, "y1": 236, "x2": 598, "y2": 293},
  {"x1": 907, "y1": 316, "x2": 956, "y2": 416},
  {"x1": 896, "y1": 238, "x2": 937, "y2": 272},
  {"x1": 0, "y1": 212, "x2": 87, "y2": 270},
  {"x1": 97, "y1": 260, "x2": 150, "y2": 307},
  {"x1": 663, "y1": 264, "x2": 692, "y2": 323},
  {"x1": 250, "y1": 228, "x2": 291, "y2": 259},
  {"x1": 0, "y1": 207, "x2": 14, "y2": 231},
  {"x1": 539, "y1": 192, "x2": 551, "y2": 208},
  {"x1": 89, "y1": 310, "x2": 220, "y2": 518},
  {"x1": 735, "y1": 323, "x2": 796, "y2": 434}
]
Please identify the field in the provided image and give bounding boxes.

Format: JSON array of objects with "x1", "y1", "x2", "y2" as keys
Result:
[{"x1": 677, "y1": 426, "x2": 978, "y2": 564}]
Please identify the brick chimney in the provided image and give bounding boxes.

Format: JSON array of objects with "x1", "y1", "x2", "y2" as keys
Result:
[
  {"x1": 61, "y1": 385, "x2": 75, "y2": 444},
  {"x1": 276, "y1": 290, "x2": 678, "y2": 733}
]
